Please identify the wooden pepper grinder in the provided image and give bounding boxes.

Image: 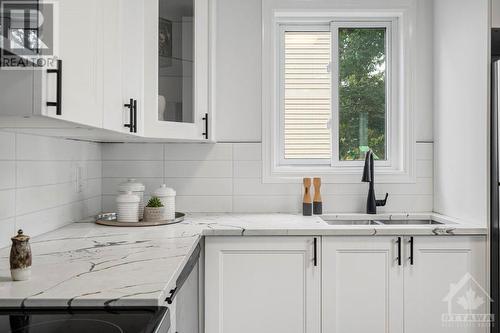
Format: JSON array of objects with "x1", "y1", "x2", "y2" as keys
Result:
[
  {"x1": 303, "y1": 178, "x2": 312, "y2": 216},
  {"x1": 313, "y1": 177, "x2": 322, "y2": 215}
]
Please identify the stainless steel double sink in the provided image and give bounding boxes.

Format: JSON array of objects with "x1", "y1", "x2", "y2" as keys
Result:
[{"x1": 321, "y1": 218, "x2": 447, "y2": 226}]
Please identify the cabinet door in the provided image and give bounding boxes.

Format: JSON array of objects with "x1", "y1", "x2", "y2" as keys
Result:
[
  {"x1": 102, "y1": 0, "x2": 125, "y2": 133},
  {"x1": 175, "y1": 261, "x2": 200, "y2": 333},
  {"x1": 102, "y1": 0, "x2": 143, "y2": 135},
  {"x1": 43, "y1": 0, "x2": 103, "y2": 128},
  {"x1": 404, "y1": 236, "x2": 487, "y2": 333},
  {"x1": 142, "y1": 0, "x2": 210, "y2": 140},
  {"x1": 205, "y1": 236, "x2": 321, "y2": 333},
  {"x1": 322, "y1": 237, "x2": 404, "y2": 333}
]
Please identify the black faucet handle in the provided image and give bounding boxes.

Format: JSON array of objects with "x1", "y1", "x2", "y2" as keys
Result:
[{"x1": 376, "y1": 193, "x2": 389, "y2": 207}]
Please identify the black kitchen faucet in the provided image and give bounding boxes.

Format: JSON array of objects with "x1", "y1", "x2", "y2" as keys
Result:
[{"x1": 362, "y1": 150, "x2": 389, "y2": 214}]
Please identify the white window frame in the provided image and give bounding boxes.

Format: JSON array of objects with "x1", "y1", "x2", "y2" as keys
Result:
[{"x1": 262, "y1": 11, "x2": 416, "y2": 184}]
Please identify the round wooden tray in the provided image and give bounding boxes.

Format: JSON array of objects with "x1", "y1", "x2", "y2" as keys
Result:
[{"x1": 95, "y1": 212, "x2": 185, "y2": 227}]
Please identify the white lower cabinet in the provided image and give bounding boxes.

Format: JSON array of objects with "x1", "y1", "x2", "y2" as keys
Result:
[
  {"x1": 323, "y1": 236, "x2": 487, "y2": 333},
  {"x1": 205, "y1": 235, "x2": 486, "y2": 333},
  {"x1": 205, "y1": 236, "x2": 321, "y2": 333},
  {"x1": 322, "y1": 237, "x2": 404, "y2": 333},
  {"x1": 404, "y1": 236, "x2": 487, "y2": 333}
]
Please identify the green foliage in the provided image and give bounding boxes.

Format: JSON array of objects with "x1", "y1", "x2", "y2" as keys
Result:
[
  {"x1": 338, "y1": 28, "x2": 386, "y2": 161},
  {"x1": 146, "y1": 196, "x2": 164, "y2": 208}
]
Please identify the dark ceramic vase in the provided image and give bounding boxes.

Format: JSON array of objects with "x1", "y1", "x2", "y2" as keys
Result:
[{"x1": 10, "y1": 230, "x2": 32, "y2": 281}]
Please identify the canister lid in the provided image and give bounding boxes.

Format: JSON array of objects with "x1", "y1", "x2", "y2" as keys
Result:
[
  {"x1": 11, "y1": 229, "x2": 29, "y2": 242},
  {"x1": 153, "y1": 184, "x2": 176, "y2": 197},
  {"x1": 116, "y1": 191, "x2": 140, "y2": 203},
  {"x1": 119, "y1": 178, "x2": 145, "y2": 192}
]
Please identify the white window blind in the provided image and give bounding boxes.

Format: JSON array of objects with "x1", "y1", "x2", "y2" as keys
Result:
[{"x1": 283, "y1": 31, "x2": 332, "y2": 160}]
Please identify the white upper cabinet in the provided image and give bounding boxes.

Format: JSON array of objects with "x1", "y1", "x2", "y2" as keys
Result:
[
  {"x1": 102, "y1": 0, "x2": 212, "y2": 140},
  {"x1": 0, "y1": 0, "x2": 104, "y2": 128},
  {"x1": 42, "y1": 0, "x2": 104, "y2": 128},
  {"x1": 139, "y1": 0, "x2": 211, "y2": 140},
  {"x1": 0, "y1": 0, "x2": 211, "y2": 141}
]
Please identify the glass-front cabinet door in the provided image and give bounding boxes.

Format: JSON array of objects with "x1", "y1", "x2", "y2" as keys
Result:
[
  {"x1": 158, "y1": 0, "x2": 194, "y2": 124},
  {"x1": 142, "y1": 0, "x2": 210, "y2": 140}
]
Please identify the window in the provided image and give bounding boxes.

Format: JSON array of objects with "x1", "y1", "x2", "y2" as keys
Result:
[
  {"x1": 278, "y1": 20, "x2": 394, "y2": 167},
  {"x1": 264, "y1": 13, "x2": 415, "y2": 183},
  {"x1": 336, "y1": 25, "x2": 388, "y2": 162}
]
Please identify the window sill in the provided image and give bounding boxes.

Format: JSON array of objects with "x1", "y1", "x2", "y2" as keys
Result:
[{"x1": 262, "y1": 163, "x2": 416, "y2": 184}]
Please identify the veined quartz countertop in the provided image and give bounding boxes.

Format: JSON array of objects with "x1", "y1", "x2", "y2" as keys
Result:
[{"x1": 0, "y1": 213, "x2": 487, "y2": 308}]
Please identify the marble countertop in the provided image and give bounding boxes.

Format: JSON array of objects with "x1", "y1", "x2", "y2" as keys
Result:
[{"x1": 0, "y1": 213, "x2": 487, "y2": 308}]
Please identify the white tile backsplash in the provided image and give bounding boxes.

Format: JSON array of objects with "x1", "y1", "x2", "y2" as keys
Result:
[
  {"x1": 233, "y1": 160, "x2": 262, "y2": 178},
  {"x1": 0, "y1": 218, "x2": 15, "y2": 245},
  {"x1": 0, "y1": 161, "x2": 16, "y2": 189},
  {"x1": 233, "y1": 143, "x2": 261, "y2": 161},
  {"x1": 102, "y1": 143, "x2": 164, "y2": 161},
  {"x1": 0, "y1": 189, "x2": 16, "y2": 220},
  {"x1": 165, "y1": 143, "x2": 233, "y2": 161},
  {"x1": 102, "y1": 142, "x2": 433, "y2": 215},
  {"x1": 0, "y1": 132, "x2": 16, "y2": 160},
  {"x1": 233, "y1": 178, "x2": 300, "y2": 196},
  {"x1": 176, "y1": 196, "x2": 233, "y2": 213},
  {"x1": 0, "y1": 132, "x2": 102, "y2": 249},
  {"x1": 102, "y1": 161, "x2": 164, "y2": 178},
  {"x1": 233, "y1": 196, "x2": 301, "y2": 213},
  {"x1": 164, "y1": 161, "x2": 233, "y2": 178},
  {"x1": 164, "y1": 178, "x2": 233, "y2": 196},
  {"x1": 16, "y1": 161, "x2": 74, "y2": 187}
]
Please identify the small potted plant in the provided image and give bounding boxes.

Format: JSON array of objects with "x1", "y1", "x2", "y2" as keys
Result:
[{"x1": 144, "y1": 196, "x2": 165, "y2": 221}]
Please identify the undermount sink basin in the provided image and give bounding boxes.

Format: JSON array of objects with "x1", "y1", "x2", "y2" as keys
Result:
[
  {"x1": 378, "y1": 219, "x2": 445, "y2": 225},
  {"x1": 322, "y1": 219, "x2": 384, "y2": 226},
  {"x1": 322, "y1": 218, "x2": 448, "y2": 226}
]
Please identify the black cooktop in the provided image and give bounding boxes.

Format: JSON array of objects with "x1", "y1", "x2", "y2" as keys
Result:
[{"x1": 0, "y1": 307, "x2": 168, "y2": 333}]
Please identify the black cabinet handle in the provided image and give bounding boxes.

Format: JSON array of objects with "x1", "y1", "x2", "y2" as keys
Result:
[
  {"x1": 202, "y1": 113, "x2": 208, "y2": 139},
  {"x1": 313, "y1": 237, "x2": 318, "y2": 266},
  {"x1": 46, "y1": 59, "x2": 62, "y2": 115},
  {"x1": 396, "y1": 237, "x2": 401, "y2": 266},
  {"x1": 165, "y1": 287, "x2": 177, "y2": 305},
  {"x1": 124, "y1": 98, "x2": 134, "y2": 133},
  {"x1": 409, "y1": 237, "x2": 414, "y2": 265},
  {"x1": 132, "y1": 99, "x2": 137, "y2": 133}
]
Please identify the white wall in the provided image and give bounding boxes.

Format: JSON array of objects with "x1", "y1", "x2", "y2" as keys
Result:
[
  {"x1": 433, "y1": 0, "x2": 490, "y2": 226},
  {"x1": 0, "y1": 132, "x2": 102, "y2": 248},
  {"x1": 102, "y1": 142, "x2": 433, "y2": 214},
  {"x1": 214, "y1": 0, "x2": 262, "y2": 142}
]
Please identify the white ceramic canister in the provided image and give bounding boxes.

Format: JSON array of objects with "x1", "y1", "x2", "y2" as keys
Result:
[
  {"x1": 153, "y1": 184, "x2": 176, "y2": 220},
  {"x1": 119, "y1": 179, "x2": 146, "y2": 220},
  {"x1": 116, "y1": 191, "x2": 140, "y2": 222}
]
